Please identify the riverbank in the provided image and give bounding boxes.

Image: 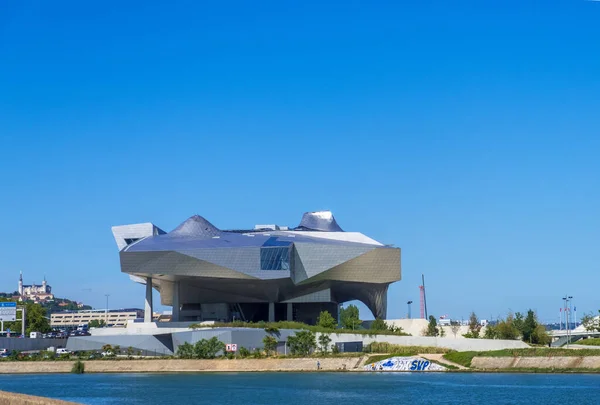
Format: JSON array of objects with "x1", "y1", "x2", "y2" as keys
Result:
[
  {"x1": 0, "y1": 390, "x2": 79, "y2": 405},
  {"x1": 472, "y1": 356, "x2": 600, "y2": 370},
  {"x1": 4, "y1": 355, "x2": 600, "y2": 374},
  {"x1": 0, "y1": 357, "x2": 366, "y2": 374}
]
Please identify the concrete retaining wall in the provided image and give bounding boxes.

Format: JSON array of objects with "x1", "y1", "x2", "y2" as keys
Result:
[
  {"x1": 472, "y1": 356, "x2": 600, "y2": 369},
  {"x1": 326, "y1": 333, "x2": 529, "y2": 351},
  {"x1": 0, "y1": 338, "x2": 66, "y2": 352},
  {"x1": 0, "y1": 357, "x2": 364, "y2": 374}
]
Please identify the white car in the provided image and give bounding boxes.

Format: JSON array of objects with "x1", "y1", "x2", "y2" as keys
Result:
[
  {"x1": 56, "y1": 348, "x2": 71, "y2": 355},
  {"x1": 101, "y1": 351, "x2": 114, "y2": 357}
]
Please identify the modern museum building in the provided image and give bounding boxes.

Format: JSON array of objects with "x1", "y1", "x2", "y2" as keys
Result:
[{"x1": 112, "y1": 211, "x2": 401, "y2": 325}]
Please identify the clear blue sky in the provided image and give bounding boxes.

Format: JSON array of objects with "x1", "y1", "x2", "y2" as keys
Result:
[{"x1": 1, "y1": 1, "x2": 599, "y2": 324}]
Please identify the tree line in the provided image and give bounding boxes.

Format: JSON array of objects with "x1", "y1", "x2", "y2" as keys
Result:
[{"x1": 422, "y1": 309, "x2": 551, "y2": 345}]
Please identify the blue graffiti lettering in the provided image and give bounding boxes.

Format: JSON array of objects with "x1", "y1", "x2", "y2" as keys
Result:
[{"x1": 409, "y1": 360, "x2": 431, "y2": 371}]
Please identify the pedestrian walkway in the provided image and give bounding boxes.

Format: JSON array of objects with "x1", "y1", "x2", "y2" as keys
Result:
[{"x1": 419, "y1": 353, "x2": 468, "y2": 370}]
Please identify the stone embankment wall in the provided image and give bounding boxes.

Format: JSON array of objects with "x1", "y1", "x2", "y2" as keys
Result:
[
  {"x1": 472, "y1": 356, "x2": 600, "y2": 369},
  {"x1": 0, "y1": 357, "x2": 365, "y2": 374},
  {"x1": 0, "y1": 390, "x2": 79, "y2": 405}
]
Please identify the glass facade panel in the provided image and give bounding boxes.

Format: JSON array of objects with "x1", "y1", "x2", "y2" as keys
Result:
[{"x1": 260, "y1": 247, "x2": 291, "y2": 270}]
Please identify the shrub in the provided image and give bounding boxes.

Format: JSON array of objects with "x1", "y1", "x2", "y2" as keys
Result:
[
  {"x1": 263, "y1": 335, "x2": 278, "y2": 356},
  {"x1": 318, "y1": 333, "x2": 332, "y2": 354},
  {"x1": 317, "y1": 311, "x2": 337, "y2": 329},
  {"x1": 193, "y1": 337, "x2": 225, "y2": 359},
  {"x1": 71, "y1": 360, "x2": 85, "y2": 374},
  {"x1": 288, "y1": 330, "x2": 316, "y2": 356},
  {"x1": 264, "y1": 327, "x2": 280, "y2": 336},
  {"x1": 177, "y1": 342, "x2": 195, "y2": 359},
  {"x1": 370, "y1": 318, "x2": 389, "y2": 331},
  {"x1": 238, "y1": 347, "x2": 250, "y2": 358},
  {"x1": 252, "y1": 348, "x2": 264, "y2": 359}
]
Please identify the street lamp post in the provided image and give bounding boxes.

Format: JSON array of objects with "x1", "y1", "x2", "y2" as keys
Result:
[
  {"x1": 407, "y1": 301, "x2": 413, "y2": 319},
  {"x1": 563, "y1": 295, "x2": 573, "y2": 348}
]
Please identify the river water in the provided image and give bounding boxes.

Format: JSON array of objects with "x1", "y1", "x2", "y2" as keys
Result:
[{"x1": 0, "y1": 372, "x2": 599, "y2": 404}]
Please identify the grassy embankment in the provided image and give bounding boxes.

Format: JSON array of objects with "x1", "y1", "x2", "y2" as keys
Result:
[
  {"x1": 364, "y1": 344, "x2": 449, "y2": 365},
  {"x1": 191, "y1": 320, "x2": 410, "y2": 336},
  {"x1": 575, "y1": 338, "x2": 600, "y2": 346},
  {"x1": 444, "y1": 347, "x2": 600, "y2": 368}
]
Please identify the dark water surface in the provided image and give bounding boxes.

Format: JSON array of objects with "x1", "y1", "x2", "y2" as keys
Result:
[{"x1": 1, "y1": 372, "x2": 599, "y2": 404}]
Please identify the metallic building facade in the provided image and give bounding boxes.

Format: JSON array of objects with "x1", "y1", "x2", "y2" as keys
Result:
[{"x1": 112, "y1": 211, "x2": 401, "y2": 324}]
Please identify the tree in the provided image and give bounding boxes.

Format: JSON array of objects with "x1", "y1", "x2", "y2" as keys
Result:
[
  {"x1": 513, "y1": 312, "x2": 525, "y2": 335},
  {"x1": 517, "y1": 310, "x2": 549, "y2": 345},
  {"x1": 450, "y1": 321, "x2": 461, "y2": 338},
  {"x1": 126, "y1": 347, "x2": 135, "y2": 359},
  {"x1": 370, "y1": 318, "x2": 389, "y2": 331},
  {"x1": 481, "y1": 312, "x2": 520, "y2": 340},
  {"x1": 467, "y1": 312, "x2": 481, "y2": 338},
  {"x1": 318, "y1": 333, "x2": 332, "y2": 354},
  {"x1": 262, "y1": 335, "x2": 278, "y2": 356},
  {"x1": 424, "y1": 315, "x2": 439, "y2": 337},
  {"x1": 2, "y1": 301, "x2": 51, "y2": 335},
  {"x1": 287, "y1": 330, "x2": 316, "y2": 356},
  {"x1": 88, "y1": 319, "x2": 106, "y2": 328},
  {"x1": 532, "y1": 324, "x2": 551, "y2": 346},
  {"x1": 317, "y1": 310, "x2": 337, "y2": 329},
  {"x1": 339, "y1": 304, "x2": 361, "y2": 330},
  {"x1": 581, "y1": 311, "x2": 600, "y2": 332},
  {"x1": 521, "y1": 310, "x2": 537, "y2": 343}
]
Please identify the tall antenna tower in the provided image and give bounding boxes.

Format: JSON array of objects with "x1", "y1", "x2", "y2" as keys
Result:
[{"x1": 419, "y1": 274, "x2": 428, "y2": 319}]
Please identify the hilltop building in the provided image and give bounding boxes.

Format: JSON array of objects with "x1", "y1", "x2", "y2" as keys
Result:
[
  {"x1": 112, "y1": 210, "x2": 401, "y2": 325},
  {"x1": 18, "y1": 271, "x2": 54, "y2": 302}
]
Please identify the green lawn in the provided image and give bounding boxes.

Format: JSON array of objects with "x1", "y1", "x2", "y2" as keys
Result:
[
  {"x1": 443, "y1": 351, "x2": 477, "y2": 367},
  {"x1": 364, "y1": 347, "x2": 449, "y2": 365},
  {"x1": 191, "y1": 320, "x2": 410, "y2": 336},
  {"x1": 575, "y1": 338, "x2": 600, "y2": 347},
  {"x1": 443, "y1": 347, "x2": 600, "y2": 368}
]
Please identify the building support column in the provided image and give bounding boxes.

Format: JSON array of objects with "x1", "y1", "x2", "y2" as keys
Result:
[
  {"x1": 286, "y1": 303, "x2": 293, "y2": 321},
  {"x1": 144, "y1": 277, "x2": 153, "y2": 323},
  {"x1": 172, "y1": 281, "x2": 181, "y2": 322},
  {"x1": 268, "y1": 302, "x2": 275, "y2": 322}
]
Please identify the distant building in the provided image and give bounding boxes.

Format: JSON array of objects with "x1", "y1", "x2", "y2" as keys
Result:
[
  {"x1": 50, "y1": 309, "x2": 144, "y2": 329},
  {"x1": 18, "y1": 271, "x2": 54, "y2": 302}
]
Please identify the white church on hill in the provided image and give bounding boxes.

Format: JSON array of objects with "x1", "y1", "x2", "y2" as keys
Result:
[{"x1": 18, "y1": 271, "x2": 54, "y2": 302}]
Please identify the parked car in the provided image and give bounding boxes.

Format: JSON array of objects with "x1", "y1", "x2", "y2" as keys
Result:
[
  {"x1": 56, "y1": 348, "x2": 71, "y2": 355},
  {"x1": 0, "y1": 349, "x2": 9, "y2": 358},
  {"x1": 88, "y1": 352, "x2": 101, "y2": 360},
  {"x1": 101, "y1": 350, "x2": 114, "y2": 357}
]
